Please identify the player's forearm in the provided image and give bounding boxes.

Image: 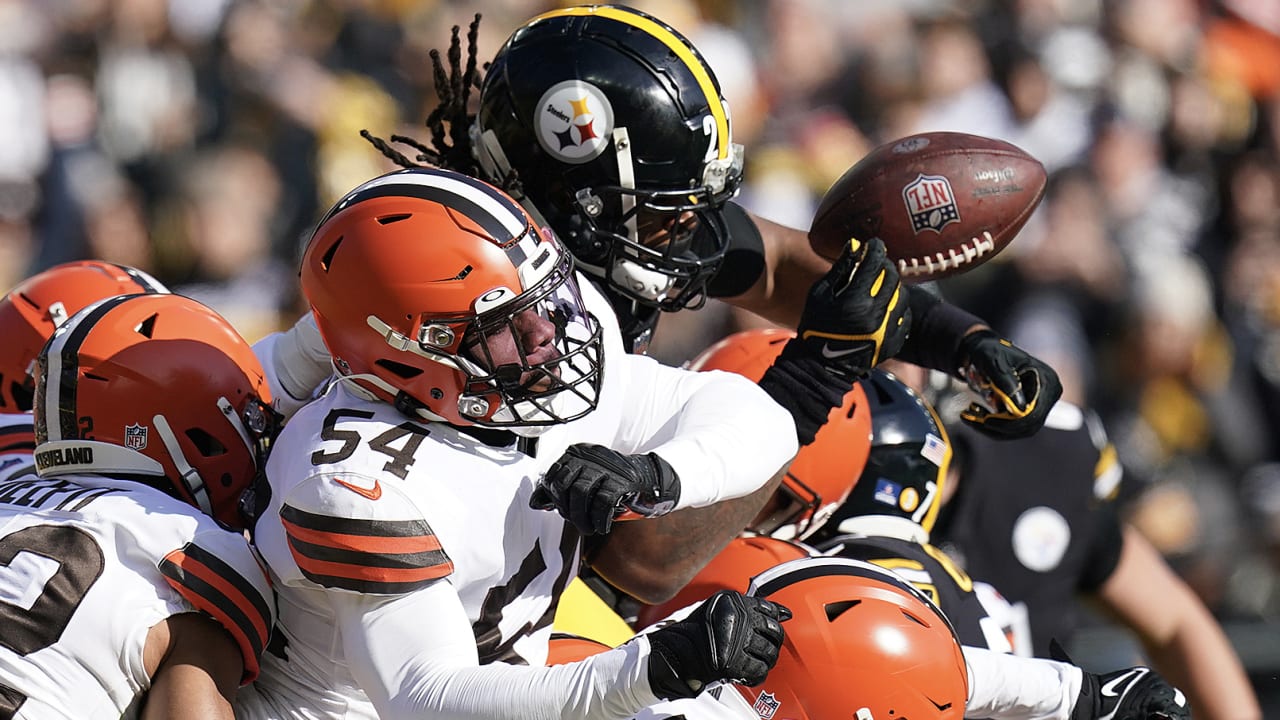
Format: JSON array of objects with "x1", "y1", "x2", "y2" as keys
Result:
[
  {"x1": 588, "y1": 468, "x2": 785, "y2": 604},
  {"x1": 1140, "y1": 613, "x2": 1260, "y2": 720},
  {"x1": 386, "y1": 643, "x2": 658, "y2": 720},
  {"x1": 719, "y1": 212, "x2": 828, "y2": 328},
  {"x1": 962, "y1": 646, "x2": 1081, "y2": 720},
  {"x1": 342, "y1": 583, "x2": 661, "y2": 720},
  {"x1": 633, "y1": 357, "x2": 797, "y2": 509},
  {"x1": 895, "y1": 285, "x2": 987, "y2": 375}
]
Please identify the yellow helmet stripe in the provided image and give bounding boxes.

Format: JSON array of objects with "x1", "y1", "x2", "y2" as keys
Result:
[{"x1": 534, "y1": 5, "x2": 729, "y2": 160}]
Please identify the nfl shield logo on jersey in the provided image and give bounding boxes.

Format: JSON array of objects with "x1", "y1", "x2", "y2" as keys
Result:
[
  {"x1": 752, "y1": 691, "x2": 780, "y2": 719},
  {"x1": 903, "y1": 174, "x2": 960, "y2": 233},
  {"x1": 124, "y1": 423, "x2": 148, "y2": 450}
]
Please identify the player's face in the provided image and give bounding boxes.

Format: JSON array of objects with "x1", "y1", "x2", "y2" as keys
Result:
[
  {"x1": 636, "y1": 210, "x2": 699, "y2": 252},
  {"x1": 464, "y1": 307, "x2": 562, "y2": 392}
]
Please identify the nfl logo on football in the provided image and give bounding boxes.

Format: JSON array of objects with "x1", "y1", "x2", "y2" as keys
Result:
[
  {"x1": 124, "y1": 423, "x2": 148, "y2": 451},
  {"x1": 752, "y1": 690, "x2": 780, "y2": 719},
  {"x1": 903, "y1": 173, "x2": 960, "y2": 233}
]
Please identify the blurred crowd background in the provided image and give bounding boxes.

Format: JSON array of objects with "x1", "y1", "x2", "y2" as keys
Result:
[{"x1": 4, "y1": 0, "x2": 1280, "y2": 707}]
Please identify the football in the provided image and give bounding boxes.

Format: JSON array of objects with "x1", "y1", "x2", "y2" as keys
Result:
[{"x1": 809, "y1": 131, "x2": 1047, "y2": 282}]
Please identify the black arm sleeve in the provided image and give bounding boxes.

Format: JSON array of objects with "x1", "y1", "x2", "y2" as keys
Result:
[
  {"x1": 756, "y1": 338, "x2": 851, "y2": 446},
  {"x1": 895, "y1": 284, "x2": 987, "y2": 375},
  {"x1": 707, "y1": 201, "x2": 766, "y2": 298}
]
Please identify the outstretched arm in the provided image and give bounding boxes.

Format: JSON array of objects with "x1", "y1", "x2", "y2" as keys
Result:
[
  {"x1": 1093, "y1": 524, "x2": 1261, "y2": 720},
  {"x1": 717, "y1": 211, "x2": 830, "y2": 329},
  {"x1": 586, "y1": 467, "x2": 785, "y2": 605}
]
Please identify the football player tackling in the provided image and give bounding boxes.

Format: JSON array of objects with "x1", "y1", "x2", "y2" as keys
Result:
[{"x1": 239, "y1": 167, "x2": 793, "y2": 720}]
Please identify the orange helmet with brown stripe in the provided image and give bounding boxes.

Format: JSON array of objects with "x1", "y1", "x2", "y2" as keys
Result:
[
  {"x1": 0, "y1": 261, "x2": 166, "y2": 412},
  {"x1": 737, "y1": 556, "x2": 968, "y2": 720},
  {"x1": 33, "y1": 293, "x2": 276, "y2": 528},
  {"x1": 300, "y1": 168, "x2": 604, "y2": 435}
]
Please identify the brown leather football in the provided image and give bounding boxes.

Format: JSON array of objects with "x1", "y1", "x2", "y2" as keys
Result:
[{"x1": 809, "y1": 132, "x2": 1047, "y2": 281}]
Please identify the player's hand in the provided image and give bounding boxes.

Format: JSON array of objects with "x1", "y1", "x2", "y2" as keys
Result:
[
  {"x1": 645, "y1": 590, "x2": 791, "y2": 699},
  {"x1": 530, "y1": 443, "x2": 681, "y2": 535},
  {"x1": 796, "y1": 237, "x2": 911, "y2": 381},
  {"x1": 956, "y1": 329, "x2": 1062, "y2": 439},
  {"x1": 1071, "y1": 666, "x2": 1190, "y2": 720}
]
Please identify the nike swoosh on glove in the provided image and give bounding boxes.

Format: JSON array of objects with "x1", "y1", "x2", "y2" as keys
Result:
[
  {"x1": 956, "y1": 329, "x2": 1062, "y2": 439},
  {"x1": 646, "y1": 590, "x2": 791, "y2": 699},
  {"x1": 1071, "y1": 666, "x2": 1190, "y2": 720},
  {"x1": 795, "y1": 237, "x2": 911, "y2": 381},
  {"x1": 530, "y1": 443, "x2": 681, "y2": 535}
]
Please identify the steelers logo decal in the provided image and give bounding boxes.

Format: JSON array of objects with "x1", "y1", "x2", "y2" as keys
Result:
[
  {"x1": 1011, "y1": 506, "x2": 1071, "y2": 572},
  {"x1": 899, "y1": 487, "x2": 920, "y2": 513},
  {"x1": 534, "y1": 80, "x2": 615, "y2": 164}
]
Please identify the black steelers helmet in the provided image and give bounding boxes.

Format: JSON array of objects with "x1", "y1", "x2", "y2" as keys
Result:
[
  {"x1": 812, "y1": 369, "x2": 953, "y2": 544},
  {"x1": 473, "y1": 4, "x2": 744, "y2": 312}
]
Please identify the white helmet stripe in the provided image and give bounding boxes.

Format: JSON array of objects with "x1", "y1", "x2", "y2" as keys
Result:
[
  {"x1": 112, "y1": 264, "x2": 169, "y2": 294},
  {"x1": 39, "y1": 295, "x2": 133, "y2": 443},
  {"x1": 325, "y1": 168, "x2": 529, "y2": 241}
]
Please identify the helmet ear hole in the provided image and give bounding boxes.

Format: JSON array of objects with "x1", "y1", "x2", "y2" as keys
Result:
[{"x1": 185, "y1": 428, "x2": 227, "y2": 457}]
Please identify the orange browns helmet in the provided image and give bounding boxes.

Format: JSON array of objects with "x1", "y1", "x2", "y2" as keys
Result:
[
  {"x1": 0, "y1": 261, "x2": 167, "y2": 412},
  {"x1": 739, "y1": 556, "x2": 969, "y2": 720},
  {"x1": 689, "y1": 328, "x2": 872, "y2": 540},
  {"x1": 33, "y1": 294, "x2": 278, "y2": 528},
  {"x1": 300, "y1": 168, "x2": 604, "y2": 433},
  {"x1": 634, "y1": 535, "x2": 811, "y2": 630}
]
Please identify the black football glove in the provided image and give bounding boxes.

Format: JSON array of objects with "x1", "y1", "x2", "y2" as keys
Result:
[
  {"x1": 530, "y1": 443, "x2": 680, "y2": 535},
  {"x1": 796, "y1": 237, "x2": 911, "y2": 381},
  {"x1": 646, "y1": 590, "x2": 791, "y2": 700},
  {"x1": 956, "y1": 329, "x2": 1062, "y2": 439},
  {"x1": 1070, "y1": 666, "x2": 1190, "y2": 720}
]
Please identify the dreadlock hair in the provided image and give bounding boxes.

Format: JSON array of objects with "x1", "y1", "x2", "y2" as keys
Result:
[{"x1": 362, "y1": 14, "x2": 512, "y2": 190}]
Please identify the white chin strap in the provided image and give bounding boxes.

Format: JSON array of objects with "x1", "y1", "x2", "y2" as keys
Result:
[
  {"x1": 831, "y1": 515, "x2": 931, "y2": 544},
  {"x1": 610, "y1": 261, "x2": 676, "y2": 303},
  {"x1": 612, "y1": 127, "x2": 638, "y2": 244},
  {"x1": 153, "y1": 413, "x2": 213, "y2": 516},
  {"x1": 334, "y1": 373, "x2": 449, "y2": 424}
]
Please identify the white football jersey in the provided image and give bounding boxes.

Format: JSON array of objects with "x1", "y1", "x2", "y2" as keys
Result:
[
  {"x1": 247, "y1": 276, "x2": 797, "y2": 720},
  {"x1": 0, "y1": 471, "x2": 273, "y2": 719},
  {"x1": 0, "y1": 413, "x2": 36, "y2": 484}
]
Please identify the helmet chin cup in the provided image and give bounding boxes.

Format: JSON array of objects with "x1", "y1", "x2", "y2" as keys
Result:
[{"x1": 610, "y1": 258, "x2": 677, "y2": 304}]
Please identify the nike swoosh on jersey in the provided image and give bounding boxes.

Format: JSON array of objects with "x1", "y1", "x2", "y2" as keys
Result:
[
  {"x1": 160, "y1": 543, "x2": 274, "y2": 683},
  {"x1": 334, "y1": 476, "x2": 382, "y2": 500},
  {"x1": 281, "y1": 504, "x2": 454, "y2": 593}
]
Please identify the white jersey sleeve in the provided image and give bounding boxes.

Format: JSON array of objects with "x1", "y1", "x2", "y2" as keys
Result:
[
  {"x1": 0, "y1": 412, "x2": 36, "y2": 483},
  {"x1": 330, "y1": 577, "x2": 661, "y2": 720},
  {"x1": 251, "y1": 312, "x2": 334, "y2": 420},
  {"x1": 0, "y1": 475, "x2": 273, "y2": 718},
  {"x1": 537, "y1": 279, "x2": 798, "y2": 510},
  {"x1": 963, "y1": 645, "x2": 1083, "y2": 720}
]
